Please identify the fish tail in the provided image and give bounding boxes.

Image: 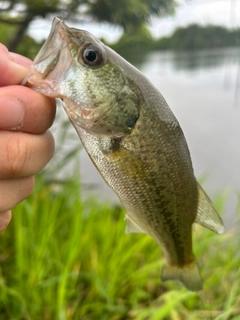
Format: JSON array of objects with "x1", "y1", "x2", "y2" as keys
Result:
[{"x1": 161, "y1": 260, "x2": 202, "y2": 291}]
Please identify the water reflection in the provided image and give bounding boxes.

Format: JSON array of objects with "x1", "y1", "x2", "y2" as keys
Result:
[{"x1": 163, "y1": 48, "x2": 240, "y2": 71}]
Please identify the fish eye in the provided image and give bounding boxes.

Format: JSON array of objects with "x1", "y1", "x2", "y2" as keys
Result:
[
  {"x1": 85, "y1": 50, "x2": 97, "y2": 62},
  {"x1": 81, "y1": 45, "x2": 104, "y2": 67}
]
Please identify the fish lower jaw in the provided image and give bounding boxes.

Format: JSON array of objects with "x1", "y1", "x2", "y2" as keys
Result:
[
  {"x1": 26, "y1": 79, "x2": 58, "y2": 97},
  {"x1": 21, "y1": 71, "x2": 59, "y2": 97}
]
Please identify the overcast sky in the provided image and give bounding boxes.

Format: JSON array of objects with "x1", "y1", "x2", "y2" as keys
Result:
[
  {"x1": 149, "y1": 0, "x2": 240, "y2": 38},
  {"x1": 29, "y1": 0, "x2": 240, "y2": 43}
]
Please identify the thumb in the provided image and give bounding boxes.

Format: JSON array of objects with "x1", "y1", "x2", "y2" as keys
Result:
[{"x1": 0, "y1": 44, "x2": 30, "y2": 86}]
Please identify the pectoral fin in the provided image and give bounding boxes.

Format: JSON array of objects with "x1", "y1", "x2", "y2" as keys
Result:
[
  {"x1": 125, "y1": 214, "x2": 146, "y2": 234},
  {"x1": 195, "y1": 184, "x2": 224, "y2": 234}
]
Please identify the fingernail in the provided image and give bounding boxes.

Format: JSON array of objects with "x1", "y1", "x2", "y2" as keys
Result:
[{"x1": 0, "y1": 96, "x2": 24, "y2": 129}]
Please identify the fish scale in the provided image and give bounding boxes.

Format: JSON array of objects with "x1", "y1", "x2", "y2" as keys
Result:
[
  {"x1": 76, "y1": 105, "x2": 198, "y2": 269},
  {"x1": 22, "y1": 17, "x2": 225, "y2": 292}
]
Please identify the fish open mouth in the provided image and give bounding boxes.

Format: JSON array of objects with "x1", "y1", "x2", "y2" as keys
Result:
[{"x1": 21, "y1": 17, "x2": 74, "y2": 97}]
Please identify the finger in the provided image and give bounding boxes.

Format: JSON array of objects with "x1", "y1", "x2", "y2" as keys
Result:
[
  {"x1": 9, "y1": 52, "x2": 32, "y2": 68},
  {"x1": 0, "y1": 44, "x2": 31, "y2": 86},
  {"x1": 0, "y1": 210, "x2": 12, "y2": 232},
  {"x1": 0, "y1": 85, "x2": 56, "y2": 133},
  {"x1": 0, "y1": 130, "x2": 55, "y2": 179},
  {"x1": 0, "y1": 176, "x2": 34, "y2": 213}
]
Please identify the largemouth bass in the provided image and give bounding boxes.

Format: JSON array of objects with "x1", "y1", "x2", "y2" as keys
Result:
[{"x1": 22, "y1": 17, "x2": 224, "y2": 291}]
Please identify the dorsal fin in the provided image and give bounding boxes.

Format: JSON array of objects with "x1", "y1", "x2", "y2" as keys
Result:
[{"x1": 195, "y1": 184, "x2": 224, "y2": 234}]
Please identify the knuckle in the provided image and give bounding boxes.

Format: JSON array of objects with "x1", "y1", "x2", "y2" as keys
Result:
[{"x1": 4, "y1": 134, "x2": 28, "y2": 176}]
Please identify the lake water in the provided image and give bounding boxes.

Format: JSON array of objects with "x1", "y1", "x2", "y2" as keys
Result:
[{"x1": 51, "y1": 47, "x2": 240, "y2": 230}]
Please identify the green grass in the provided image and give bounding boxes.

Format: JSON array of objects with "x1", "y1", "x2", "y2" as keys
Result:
[{"x1": 0, "y1": 173, "x2": 239, "y2": 319}]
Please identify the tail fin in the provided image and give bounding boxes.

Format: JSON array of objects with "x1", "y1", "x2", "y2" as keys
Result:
[{"x1": 161, "y1": 260, "x2": 202, "y2": 291}]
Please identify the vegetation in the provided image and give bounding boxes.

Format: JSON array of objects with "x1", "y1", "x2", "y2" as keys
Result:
[
  {"x1": 108, "y1": 24, "x2": 240, "y2": 63},
  {"x1": 0, "y1": 0, "x2": 177, "y2": 52},
  {"x1": 155, "y1": 24, "x2": 240, "y2": 51},
  {"x1": 1, "y1": 2, "x2": 240, "y2": 61},
  {"x1": 0, "y1": 169, "x2": 239, "y2": 319},
  {"x1": 109, "y1": 25, "x2": 154, "y2": 65},
  {"x1": 0, "y1": 3, "x2": 240, "y2": 319}
]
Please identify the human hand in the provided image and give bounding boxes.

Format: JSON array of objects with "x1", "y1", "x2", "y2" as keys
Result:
[{"x1": 0, "y1": 44, "x2": 56, "y2": 231}]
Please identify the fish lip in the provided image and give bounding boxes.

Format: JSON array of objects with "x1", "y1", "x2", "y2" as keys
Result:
[
  {"x1": 31, "y1": 17, "x2": 67, "y2": 73},
  {"x1": 21, "y1": 63, "x2": 61, "y2": 96},
  {"x1": 33, "y1": 16, "x2": 84, "y2": 68},
  {"x1": 21, "y1": 17, "x2": 74, "y2": 94},
  {"x1": 22, "y1": 75, "x2": 58, "y2": 97}
]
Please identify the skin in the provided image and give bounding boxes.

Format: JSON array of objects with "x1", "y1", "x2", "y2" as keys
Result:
[{"x1": 0, "y1": 44, "x2": 56, "y2": 231}]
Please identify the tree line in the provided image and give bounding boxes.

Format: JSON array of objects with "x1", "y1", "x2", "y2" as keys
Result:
[
  {"x1": 0, "y1": 0, "x2": 176, "y2": 55},
  {"x1": 0, "y1": 0, "x2": 239, "y2": 62},
  {"x1": 109, "y1": 24, "x2": 240, "y2": 64},
  {"x1": 154, "y1": 24, "x2": 240, "y2": 51}
]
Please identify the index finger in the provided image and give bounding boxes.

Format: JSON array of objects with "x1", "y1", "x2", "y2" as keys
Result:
[
  {"x1": 9, "y1": 51, "x2": 32, "y2": 68},
  {"x1": 0, "y1": 44, "x2": 31, "y2": 86}
]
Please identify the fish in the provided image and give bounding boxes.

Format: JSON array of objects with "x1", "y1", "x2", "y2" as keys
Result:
[{"x1": 22, "y1": 17, "x2": 225, "y2": 291}]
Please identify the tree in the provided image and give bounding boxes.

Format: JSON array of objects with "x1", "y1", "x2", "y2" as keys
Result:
[
  {"x1": 0, "y1": 0, "x2": 177, "y2": 52},
  {"x1": 154, "y1": 24, "x2": 240, "y2": 51},
  {"x1": 88, "y1": 0, "x2": 177, "y2": 34}
]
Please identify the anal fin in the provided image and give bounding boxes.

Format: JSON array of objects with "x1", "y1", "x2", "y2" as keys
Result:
[
  {"x1": 125, "y1": 214, "x2": 146, "y2": 234},
  {"x1": 195, "y1": 184, "x2": 224, "y2": 234}
]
